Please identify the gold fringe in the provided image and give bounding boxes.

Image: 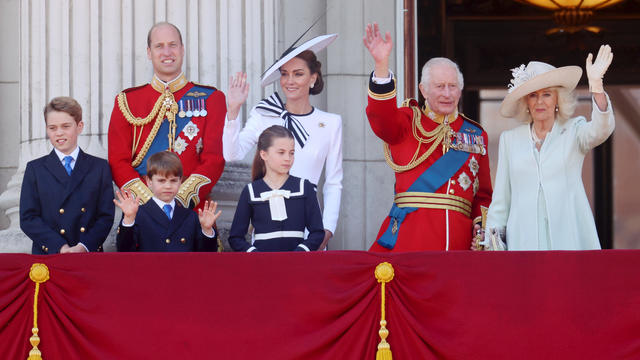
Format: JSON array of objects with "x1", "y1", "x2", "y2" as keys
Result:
[
  {"x1": 27, "y1": 263, "x2": 50, "y2": 360},
  {"x1": 375, "y1": 262, "x2": 394, "y2": 360}
]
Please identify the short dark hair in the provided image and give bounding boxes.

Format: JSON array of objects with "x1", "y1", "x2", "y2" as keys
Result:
[
  {"x1": 43, "y1": 96, "x2": 82, "y2": 124},
  {"x1": 147, "y1": 22, "x2": 183, "y2": 48},
  {"x1": 146, "y1": 151, "x2": 183, "y2": 179}
]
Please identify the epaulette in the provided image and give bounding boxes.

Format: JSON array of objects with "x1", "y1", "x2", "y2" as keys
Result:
[
  {"x1": 192, "y1": 82, "x2": 218, "y2": 91},
  {"x1": 460, "y1": 112, "x2": 484, "y2": 130},
  {"x1": 121, "y1": 84, "x2": 148, "y2": 93},
  {"x1": 400, "y1": 98, "x2": 419, "y2": 108}
]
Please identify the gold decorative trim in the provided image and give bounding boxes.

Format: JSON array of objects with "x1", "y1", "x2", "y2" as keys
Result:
[
  {"x1": 375, "y1": 262, "x2": 394, "y2": 360},
  {"x1": 368, "y1": 78, "x2": 397, "y2": 100},
  {"x1": 176, "y1": 174, "x2": 211, "y2": 207},
  {"x1": 27, "y1": 263, "x2": 50, "y2": 360},
  {"x1": 394, "y1": 191, "x2": 472, "y2": 217},
  {"x1": 150, "y1": 73, "x2": 188, "y2": 93},
  {"x1": 122, "y1": 178, "x2": 153, "y2": 204}
]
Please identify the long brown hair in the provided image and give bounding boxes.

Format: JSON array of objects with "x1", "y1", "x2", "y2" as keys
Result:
[
  {"x1": 251, "y1": 125, "x2": 295, "y2": 181},
  {"x1": 295, "y1": 50, "x2": 324, "y2": 95}
]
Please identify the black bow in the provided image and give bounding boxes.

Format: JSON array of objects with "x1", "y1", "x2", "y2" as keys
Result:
[{"x1": 255, "y1": 93, "x2": 310, "y2": 148}]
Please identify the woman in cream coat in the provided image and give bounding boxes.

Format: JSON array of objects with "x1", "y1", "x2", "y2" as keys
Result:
[{"x1": 481, "y1": 45, "x2": 614, "y2": 250}]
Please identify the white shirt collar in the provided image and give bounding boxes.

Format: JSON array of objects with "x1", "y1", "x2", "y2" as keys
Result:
[
  {"x1": 151, "y1": 197, "x2": 176, "y2": 213},
  {"x1": 54, "y1": 146, "x2": 80, "y2": 162}
]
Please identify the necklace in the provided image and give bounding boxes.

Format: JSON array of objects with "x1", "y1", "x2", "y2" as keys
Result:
[{"x1": 530, "y1": 124, "x2": 546, "y2": 147}]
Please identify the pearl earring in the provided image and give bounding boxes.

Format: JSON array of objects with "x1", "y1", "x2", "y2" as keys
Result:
[
  {"x1": 526, "y1": 108, "x2": 530, "y2": 113},
  {"x1": 310, "y1": 83, "x2": 315, "y2": 88},
  {"x1": 555, "y1": 106, "x2": 559, "y2": 112}
]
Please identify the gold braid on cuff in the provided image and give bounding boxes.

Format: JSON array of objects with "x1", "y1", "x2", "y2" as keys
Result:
[
  {"x1": 122, "y1": 178, "x2": 153, "y2": 204},
  {"x1": 176, "y1": 174, "x2": 211, "y2": 207}
]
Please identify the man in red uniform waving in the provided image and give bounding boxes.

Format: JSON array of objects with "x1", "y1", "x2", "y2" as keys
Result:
[
  {"x1": 108, "y1": 22, "x2": 225, "y2": 210},
  {"x1": 363, "y1": 23, "x2": 492, "y2": 251}
]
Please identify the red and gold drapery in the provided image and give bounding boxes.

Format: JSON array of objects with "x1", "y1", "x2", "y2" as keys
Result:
[{"x1": 1, "y1": 250, "x2": 639, "y2": 359}]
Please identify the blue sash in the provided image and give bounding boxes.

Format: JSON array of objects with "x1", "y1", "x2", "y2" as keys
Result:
[
  {"x1": 377, "y1": 120, "x2": 481, "y2": 249},
  {"x1": 135, "y1": 85, "x2": 216, "y2": 175}
]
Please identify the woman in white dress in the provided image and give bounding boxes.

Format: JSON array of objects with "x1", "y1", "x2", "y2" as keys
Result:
[
  {"x1": 223, "y1": 34, "x2": 343, "y2": 250},
  {"x1": 480, "y1": 45, "x2": 615, "y2": 250}
]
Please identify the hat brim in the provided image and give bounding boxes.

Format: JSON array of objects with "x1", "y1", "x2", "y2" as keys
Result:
[
  {"x1": 499, "y1": 66, "x2": 582, "y2": 118},
  {"x1": 261, "y1": 34, "x2": 338, "y2": 87}
]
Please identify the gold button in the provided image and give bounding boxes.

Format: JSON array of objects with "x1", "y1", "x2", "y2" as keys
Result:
[
  {"x1": 45, "y1": 247, "x2": 48, "y2": 252},
  {"x1": 81, "y1": 207, "x2": 86, "y2": 213},
  {"x1": 450, "y1": 180, "x2": 456, "y2": 185},
  {"x1": 117, "y1": 227, "x2": 120, "y2": 234},
  {"x1": 60, "y1": 229, "x2": 66, "y2": 235},
  {"x1": 80, "y1": 227, "x2": 85, "y2": 233},
  {"x1": 41, "y1": 245, "x2": 46, "y2": 250},
  {"x1": 449, "y1": 189, "x2": 454, "y2": 194},
  {"x1": 165, "y1": 238, "x2": 171, "y2": 244},
  {"x1": 180, "y1": 238, "x2": 186, "y2": 244},
  {"x1": 59, "y1": 208, "x2": 64, "y2": 214}
]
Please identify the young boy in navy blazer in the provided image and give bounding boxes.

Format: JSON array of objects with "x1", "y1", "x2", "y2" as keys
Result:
[
  {"x1": 114, "y1": 151, "x2": 220, "y2": 252},
  {"x1": 20, "y1": 96, "x2": 115, "y2": 254}
]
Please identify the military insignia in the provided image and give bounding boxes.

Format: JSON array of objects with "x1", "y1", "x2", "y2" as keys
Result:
[
  {"x1": 196, "y1": 138, "x2": 203, "y2": 154},
  {"x1": 469, "y1": 156, "x2": 479, "y2": 176},
  {"x1": 186, "y1": 100, "x2": 193, "y2": 117},
  {"x1": 199, "y1": 99, "x2": 208, "y2": 116},
  {"x1": 182, "y1": 121, "x2": 200, "y2": 141},
  {"x1": 186, "y1": 90, "x2": 207, "y2": 98},
  {"x1": 473, "y1": 178, "x2": 479, "y2": 196},
  {"x1": 178, "y1": 100, "x2": 186, "y2": 118},
  {"x1": 173, "y1": 137, "x2": 188, "y2": 155},
  {"x1": 318, "y1": 122, "x2": 325, "y2": 128},
  {"x1": 458, "y1": 172, "x2": 471, "y2": 191}
]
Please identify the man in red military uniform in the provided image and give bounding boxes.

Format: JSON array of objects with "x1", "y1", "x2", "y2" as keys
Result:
[
  {"x1": 363, "y1": 23, "x2": 492, "y2": 251},
  {"x1": 108, "y1": 22, "x2": 225, "y2": 210}
]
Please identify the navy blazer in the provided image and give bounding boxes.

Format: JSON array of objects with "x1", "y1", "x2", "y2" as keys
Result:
[
  {"x1": 20, "y1": 149, "x2": 115, "y2": 254},
  {"x1": 116, "y1": 201, "x2": 216, "y2": 252}
]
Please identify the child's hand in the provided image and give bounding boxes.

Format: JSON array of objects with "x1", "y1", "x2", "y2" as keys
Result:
[
  {"x1": 198, "y1": 200, "x2": 221, "y2": 236},
  {"x1": 113, "y1": 190, "x2": 139, "y2": 223}
]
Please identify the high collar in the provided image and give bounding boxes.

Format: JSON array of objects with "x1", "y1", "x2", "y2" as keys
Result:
[
  {"x1": 151, "y1": 73, "x2": 188, "y2": 93},
  {"x1": 421, "y1": 101, "x2": 459, "y2": 125}
]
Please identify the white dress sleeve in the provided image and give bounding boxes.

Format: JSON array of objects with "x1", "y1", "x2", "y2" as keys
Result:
[
  {"x1": 575, "y1": 92, "x2": 615, "y2": 154},
  {"x1": 320, "y1": 114, "x2": 344, "y2": 234},
  {"x1": 222, "y1": 107, "x2": 266, "y2": 162}
]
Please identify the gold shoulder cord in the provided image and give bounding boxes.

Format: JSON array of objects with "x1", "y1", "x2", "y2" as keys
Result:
[
  {"x1": 117, "y1": 89, "x2": 179, "y2": 168},
  {"x1": 383, "y1": 104, "x2": 453, "y2": 173}
]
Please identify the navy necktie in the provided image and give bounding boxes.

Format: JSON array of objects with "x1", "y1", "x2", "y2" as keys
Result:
[
  {"x1": 163, "y1": 204, "x2": 172, "y2": 219},
  {"x1": 63, "y1": 156, "x2": 73, "y2": 175}
]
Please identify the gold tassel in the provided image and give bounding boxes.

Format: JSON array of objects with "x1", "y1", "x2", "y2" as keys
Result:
[
  {"x1": 375, "y1": 262, "x2": 394, "y2": 360},
  {"x1": 27, "y1": 263, "x2": 50, "y2": 360}
]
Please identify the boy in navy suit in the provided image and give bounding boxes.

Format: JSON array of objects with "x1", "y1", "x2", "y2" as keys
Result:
[
  {"x1": 114, "y1": 151, "x2": 220, "y2": 252},
  {"x1": 20, "y1": 96, "x2": 115, "y2": 254}
]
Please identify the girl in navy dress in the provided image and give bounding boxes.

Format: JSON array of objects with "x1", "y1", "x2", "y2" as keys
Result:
[{"x1": 228, "y1": 125, "x2": 324, "y2": 252}]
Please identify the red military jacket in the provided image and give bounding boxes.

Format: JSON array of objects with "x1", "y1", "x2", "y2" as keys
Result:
[
  {"x1": 108, "y1": 73, "x2": 226, "y2": 210},
  {"x1": 366, "y1": 75, "x2": 492, "y2": 251}
]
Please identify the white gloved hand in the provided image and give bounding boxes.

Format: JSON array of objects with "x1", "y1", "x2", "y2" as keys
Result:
[
  {"x1": 479, "y1": 228, "x2": 507, "y2": 251},
  {"x1": 586, "y1": 44, "x2": 613, "y2": 94}
]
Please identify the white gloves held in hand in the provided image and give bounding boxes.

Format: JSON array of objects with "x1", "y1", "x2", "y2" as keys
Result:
[{"x1": 586, "y1": 44, "x2": 613, "y2": 94}]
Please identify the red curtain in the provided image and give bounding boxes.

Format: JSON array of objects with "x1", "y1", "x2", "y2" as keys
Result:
[{"x1": 1, "y1": 250, "x2": 640, "y2": 359}]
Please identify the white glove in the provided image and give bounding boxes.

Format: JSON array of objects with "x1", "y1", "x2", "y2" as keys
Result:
[
  {"x1": 586, "y1": 44, "x2": 613, "y2": 94},
  {"x1": 479, "y1": 228, "x2": 507, "y2": 251}
]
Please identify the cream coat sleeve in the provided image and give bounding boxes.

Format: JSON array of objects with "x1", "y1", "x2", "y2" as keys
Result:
[
  {"x1": 485, "y1": 131, "x2": 511, "y2": 237},
  {"x1": 575, "y1": 92, "x2": 615, "y2": 154}
]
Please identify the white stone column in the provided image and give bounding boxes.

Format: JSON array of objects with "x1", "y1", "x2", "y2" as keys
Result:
[{"x1": 0, "y1": 0, "x2": 279, "y2": 252}]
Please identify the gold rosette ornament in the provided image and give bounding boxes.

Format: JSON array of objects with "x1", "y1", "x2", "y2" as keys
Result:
[
  {"x1": 375, "y1": 262, "x2": 395, "y2": 360},
  {"x1": 27, "y1": 263, "x2": 50, "y2": 360}
]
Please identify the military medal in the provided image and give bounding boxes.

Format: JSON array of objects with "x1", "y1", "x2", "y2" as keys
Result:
[
  {"x1": 193, "y1": 99, "x2": 201, "y2": 117},
  {"x1": 178, "y1": 100, "x2": 186, "y2": 118},
  {"x1": 199, "y1": 99, "x2": 207, "y2": 116},
  {"x1": 186, "y1": 100, "x2": 193, "y2": 118}
]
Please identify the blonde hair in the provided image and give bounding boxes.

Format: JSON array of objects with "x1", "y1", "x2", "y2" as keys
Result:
[{"x1": 514, "y1": 86, "x2": 577, "y2": 124}]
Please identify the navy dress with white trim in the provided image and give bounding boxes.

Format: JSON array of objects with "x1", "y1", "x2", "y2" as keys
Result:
[{"x1": 228, "y1": 175, "x2": 324, "y2": 252}]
